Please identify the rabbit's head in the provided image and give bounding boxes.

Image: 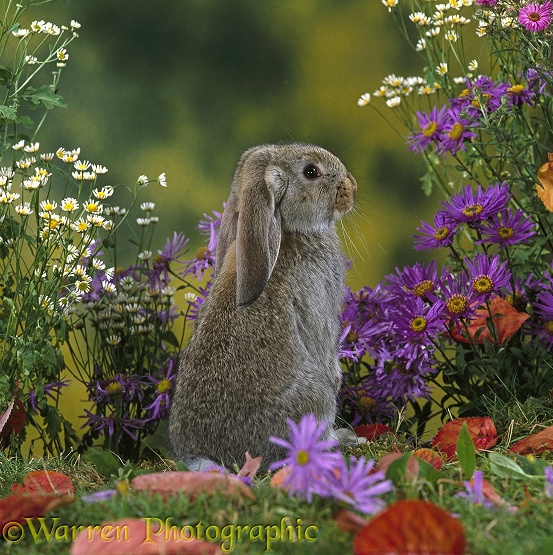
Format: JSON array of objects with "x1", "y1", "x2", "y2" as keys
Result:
[{"x1": 216, "y1": 143, "x2": 357, "y2": 308}]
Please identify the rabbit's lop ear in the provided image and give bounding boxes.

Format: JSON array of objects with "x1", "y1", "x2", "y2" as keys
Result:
[{"x1": 225, "y1": 146, "x2": 285, "y2": 309}]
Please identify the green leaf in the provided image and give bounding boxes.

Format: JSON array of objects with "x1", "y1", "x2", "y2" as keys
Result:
[
  {"x1": 0, "y1": 105, "x2": 17, "y2": 121},
  {"x1": 415, "y1": 458, "x2": 442, "y2": 485},
  {"x1": 385, "y1": 452, "x2": 412, "y2": 485},
  {"x1": 84, "y1": 448, "x2": 122, "y2": 479},
  {"x1": 488, "y1": 452, "x2": 537, "y2": 480},
  {"x1": 44, "y1": 405, "x2": 61, "y2": 439},
  {"x1": 161, "y1": 330, "x2": 180, "y2": 348},
  {"x1": 23, "y1": 86, "x2": 67, "y2": 110},
  {"x1": 456, "y1": 422, "x2": 476, "y2": 478}
]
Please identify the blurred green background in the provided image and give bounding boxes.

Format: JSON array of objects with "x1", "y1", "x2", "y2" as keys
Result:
[{"x1": 37, "y1": 0, "x2": 437, "y2": 291}]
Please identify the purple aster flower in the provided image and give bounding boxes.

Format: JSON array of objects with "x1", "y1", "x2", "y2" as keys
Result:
[
  {"x1": 475, "y1": 208, "x2": 536, "y2": 247},
  {"x1": 340, "y1": 286, "x2": 393, "y2": 361},
  {"x1": 81, "y1": 410, "x2": 146, "y2": 441},
  {"x1": 545, "y1": 466, "x2": 553, "y2": 498},
  {"x1": 197, "y1": 207, "x2": 223, "y2": 237},
  {"x1": 505, "y1": 82, "x2": 536, "y2": 107},
  {"x1": 144, "y1": 359, "x2": 177, "y2": 421},
  {"x1": 437, "y1": 108, "x2": 478, "y2": 156},
  {"x1": 439, "y1": 183, "x2": 511, "y2": 225},
  {"x1": 89, "y1": 374, "x2": 147, "y2": 405},
  {"x1": 532, "y1": 289, "x2": 553, "y2": 347},
  {"x1": 28, "y1": 380, "x2": 71, "y2": 414},
  {"x1": 519, "y1": 1, "x2": 552, "y2": 32},
  {"x1": 373, "y1": 348, "x2": 436, "y2": 403},
  {"x1": 339, "y1": 377, "x2": 395, "y2": 425},
  {"x1": 436, "y1": 272, "x2": 481, "y2": 323},
  {"x1": 476, "y1": 0, "x2": 498, "y2": 5},
  {"x1": 407, "y1": 105, "x2": 448, "y2": 153},
  {"x1": 451, "y1": 76, "x2": 509, "y2": 116},
  {"x1": 81, "y1": 489, "x2": 118, "y2": 503},
  {"x1": 413, "y1": 211, "x2": 459, "y2": 251},
  {"x1": 390, "y1": 296, "x2": 447, "y2": 366},
  {"x1": 269, "y1": 414, "x2": 341, "y2": 502},
  {"x1": 524, "y1": 67, "x2": 550, "y2": 95},
  {"x1": 185, "y1": 284, "x2": 211, "y2": 321},
  {"x1": 465, "y1": 253, "x2": 512, "y2": 300},
  {"x1": 385, "y1": 260, "x2": 439, "y2": 300},
  {"x1": 182, "y1": 230, "x2": 217, "y2": 281},
  {"x1": 325, "y1": 456, "x2": 392, "y2": 514},
  {"x1": 148, "y1": 232, "x2": 189, "y2": 289},
  {"x1": 456, "y1": 470, "x2": 494, "y2": 507}
]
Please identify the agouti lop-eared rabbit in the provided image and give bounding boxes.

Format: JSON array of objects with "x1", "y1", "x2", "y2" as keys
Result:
[{"x1": 169, "y1": 143, "x2": 358, "y2": 470}]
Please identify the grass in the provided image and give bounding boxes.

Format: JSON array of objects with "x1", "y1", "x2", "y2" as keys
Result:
[{"x1": 2, "y1": 397, "x2": 553, "y2": 554}]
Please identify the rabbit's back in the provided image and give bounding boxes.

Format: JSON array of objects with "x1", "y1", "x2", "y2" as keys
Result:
[{"x1": 170, "y1": 228, "x2": 344, "y2": 467}]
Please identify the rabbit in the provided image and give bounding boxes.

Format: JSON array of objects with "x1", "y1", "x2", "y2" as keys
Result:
[{"x1": 169, "y1": 143, "x2": 358, "y2": 470}]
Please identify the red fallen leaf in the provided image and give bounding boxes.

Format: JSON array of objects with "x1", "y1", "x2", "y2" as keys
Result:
[
  {"x1": 70, "y1": 517, "x2": 222, "y2": 555},
  {"x1": 0, "y1": 397, "x2": 26, "y2": 449},
  {"x1": 333, "y1": 509, "x2": 369, "y2": 533},
  {"x1": 11, "y1": 470, "x2": 75, "y2": 496},
  {"x1": 413, "y1": 448, "x2": 444, "y2": 470},
  {"x1": 131, "y1": 471, "x2": 254, "y2": 501},
  {"x1": 537, "y1": 152, "x2": 553, "y2": 212},
  {"x1": 450, "y1": 296, "x2": 529, "y2": 344},
  {"x1": 353, "y1": 499, "x2": 466, "y2": 555},
  {"x1": 509, "y1": 425, "x2": 553, "y2": 455},
  {"x1": 354, "y1": 424, "x2": 393, "y2": 440},
  {"x1": 432, "y1": 417, "x2": 498, "y2": 461},
  {"x1": 236, "y1": 452, "x2": 262, "y2": 480},
  {"x1": 0, "y1": 493, "x2": 74, "y2": 529}
]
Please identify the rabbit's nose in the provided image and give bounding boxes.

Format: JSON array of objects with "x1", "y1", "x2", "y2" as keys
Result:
[
  {"x1": 335, "y1": 172, "x2": 356, "y2": 213},
  {"x1": 346, "y1": 171, "x2": 358, "y2": 192}
]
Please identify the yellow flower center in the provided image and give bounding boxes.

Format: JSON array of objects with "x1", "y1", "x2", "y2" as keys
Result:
[
  {"x1": 412, "y1": 280, "x2": 434, "y2": 298},
  {"x1": 446, "y1": 294, "x2": 469, "y2": 315},
  {"x1": 296, "y1": 450, "x2": 310, "y2": 465},
  {"x1": 498, "y1": 226, "x2": 514, "y2": 239},
  {"x1": 462, "y1": 203, "x2": 483, "y2": 218},
  {"x1": 410, "y1": 316, "x2": 428, "y2": 333},
  {"x1": 448, "y1": 123, "x2": 464, "y2": 140},
  {"x1": 358, "y1": 393, "x2": 376, "y2": 413},
  {"x1": 434, "y1": 226, "x2": 450, "y2": 241},
  {"x1": 196, "y1": 246, "x2": 209, "y2": 260},
  {"x1": 422, "y1": 121, "x2": 438, "y2": 137},
  {"x1": 346, "y1": 329, "x2": 359, "y2": 342},
  {"x1": 107, "y1": 382, "x2": 122, "y2": 396},
  {"x1": 157, "y1": 378, "x2": 171, "y2": 394},
  {"x1": 544, "y1": 321, "x2": 553, "y2": 335},
  {"x1": 472, "y1": 275, "x2": 493, "y2": 294},
  {"x1": 507, "y1": 84, "x2": 525, "y2": 95}
]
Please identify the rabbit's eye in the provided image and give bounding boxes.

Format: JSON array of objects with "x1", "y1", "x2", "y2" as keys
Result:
[{"x1": 303, "y1": 164, "x2": 322, "y2": 179}]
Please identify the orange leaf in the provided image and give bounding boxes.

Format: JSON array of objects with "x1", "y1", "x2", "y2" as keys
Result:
[
  {"x1": 0, "y1": 493, "x2": 74, "y2": 529},
  {"x1": 70, "y1": 518, "x2": 222, "y2": 555},
  {"x1": 353, "y1": 499, "x2": 466, "y2": 555},
  {"x1": 450, "y1": 296, "x2": 529, "y2": 344},
  {"x1": 432, "y1": 417, "x2": 498, "y2": 461},
  {"x1": 270, "y1": 466, "x2": 291, "y2": 490},
  {"x1": 478, "y1": 477, "x2": 517, "y2": 511},
  {"x1": 537, "y1": 153, "x2": 553, "y2": 212},
  {"x1": 11, "y1": 470, "x2": 75, "y2": 496},
  {"x1": 413, "y1": 448, "x2": 444, "y2": 470},
  {"x1": 509, "y1": 425, "x2": 553, "y2": 455},
  {"x1": 354, "y1": 424, "x2": 393, "y2": 440},
  {"x1": 131, "y1": 471, "x2": 254, "y2": 501}
]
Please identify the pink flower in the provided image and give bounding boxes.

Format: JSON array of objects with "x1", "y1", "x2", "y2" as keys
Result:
[{"x1": 519, "y1": 1, "x2": 552, "y2": 32}]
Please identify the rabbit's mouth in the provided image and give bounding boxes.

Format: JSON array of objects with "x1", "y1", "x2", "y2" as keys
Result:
[{"x1": 334, "y1": 171, "x2": 357, "y2": 215}]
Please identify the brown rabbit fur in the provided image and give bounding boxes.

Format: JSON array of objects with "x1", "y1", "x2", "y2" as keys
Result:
[{"x1": 169, "y1": 143, "x2": 357, "y2": 470}]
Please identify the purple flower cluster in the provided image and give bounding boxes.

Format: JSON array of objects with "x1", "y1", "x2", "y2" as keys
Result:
[
  {"x1": 270, "y1": 414, "x2": 392, "y2": 514},
  {"x1": 338, "y1": 179, "x2": 548, "y2": 426},
  {"x1": 408, "y1": 71, "x2": 548, "y2": 156}
]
